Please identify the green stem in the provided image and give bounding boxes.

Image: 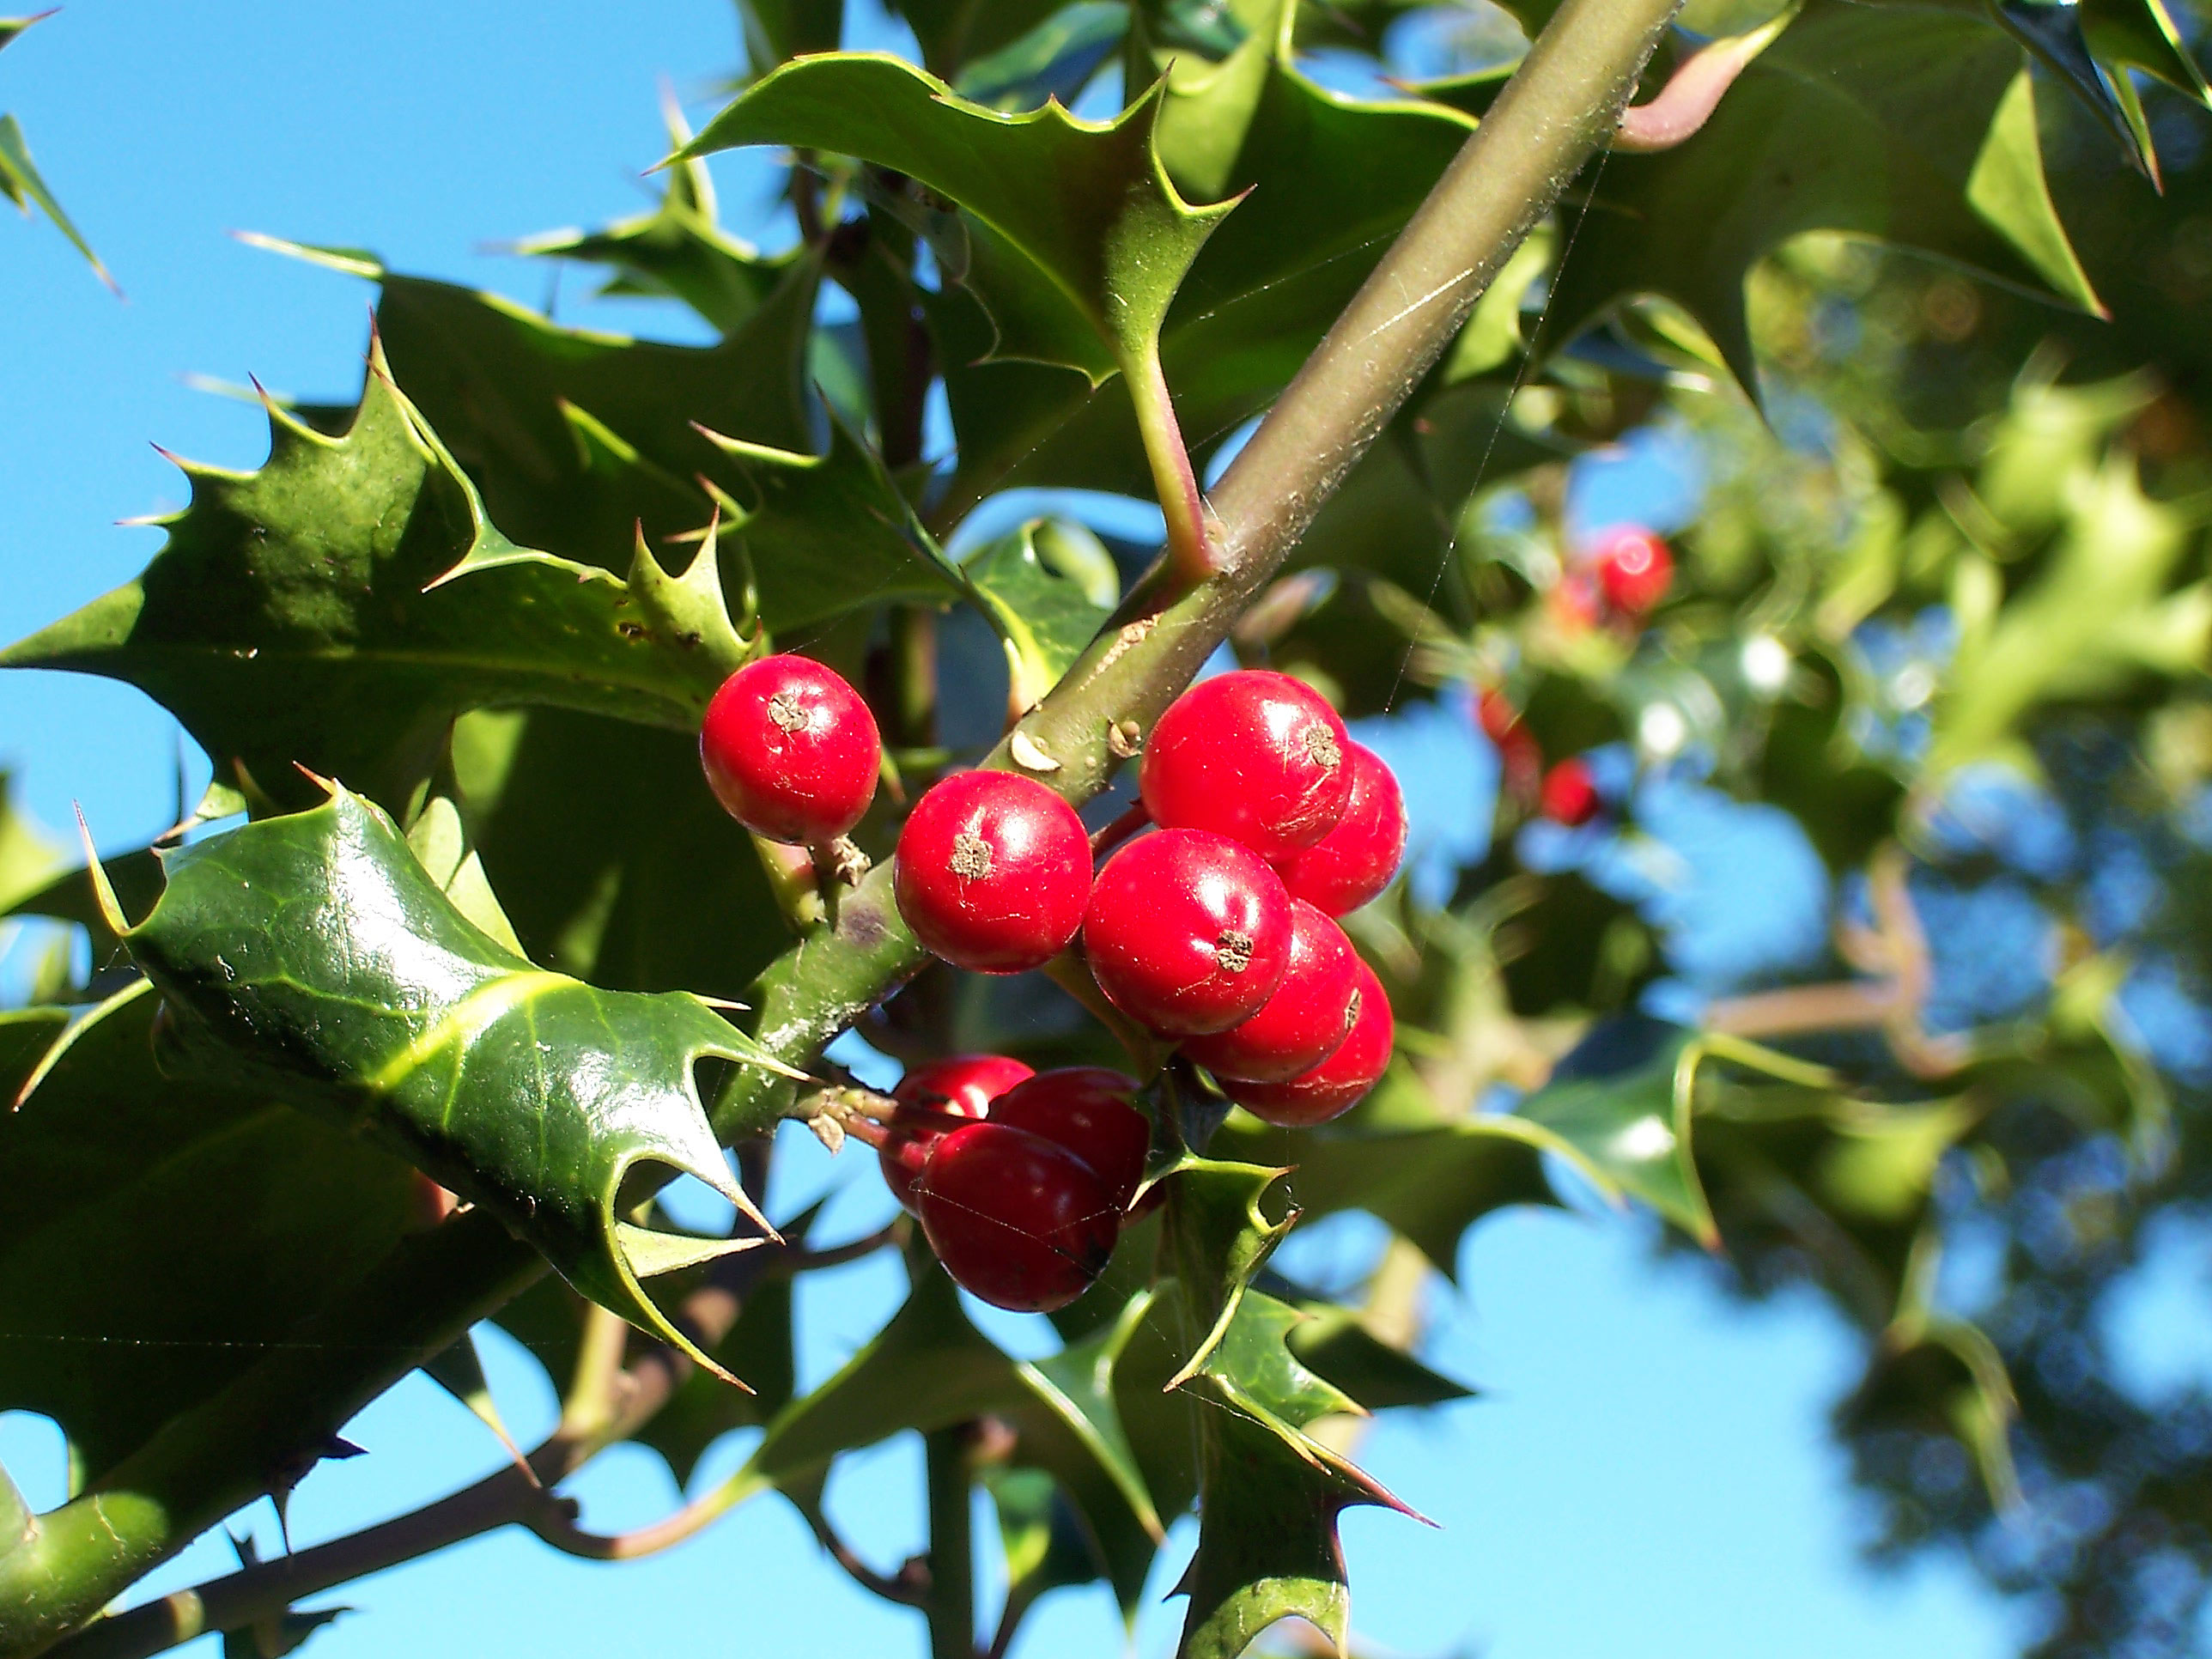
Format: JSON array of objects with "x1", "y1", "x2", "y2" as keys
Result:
[
  {"x1": 1122, "y1": 342, "x2": 1215, "y2": 586},
  {"x1": 922, "y1": 1426, "x2": 975, "y2": 1659}
]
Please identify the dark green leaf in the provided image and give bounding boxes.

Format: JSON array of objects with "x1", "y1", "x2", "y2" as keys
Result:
[
  {"x1": 1159, "y1": 1156, "x2": 1297, "y2": 1386},
  {"x1": 735, "y1": 0, "x2": 845, "y2": 77},
  {"x1": 0, "y1": 990, "x2": 418, "y2": 1482},
  {"x1": 953, "y1": 2, "x2": 1127, "y2": 110},
  {"x1": 1, "y1": 357, "x2": 745, "y2": 810},
  {"x1": 0, "y1": 106, "x2": 111, "y2": 288},
  {"x1": 1285, "y1": 1304, "x2": 1472, "y2": 1410},
  {"x1": 683, "y1": 55, "x2": 1233, "y2": 383},
  {"x1": 99, "y1": 786, "x2": 796, "y2": 1382},
  {"x1": 960, "y1": 519, "x2": 1116, "y2": 713},
  {"x1": 1484, "y1": 0, "x2": 2104, "y2": 397}
]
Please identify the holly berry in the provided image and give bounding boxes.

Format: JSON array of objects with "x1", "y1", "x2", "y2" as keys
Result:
[
  {"x1": 1476, "y1": 689, "x2": 1520, "y2": 745},
  {"x1": 1549, "y1": 571, "x2": 1603, "y2": 633},
  {"x1": 1539, "y1": 757, "x2": 1601, "y2": 827},
  {"x1": 988, "y1": 1066, "x2": 1150, "y2": 1210},
  {"x1": 1182, "y1": 900, "x2": 1360, "y2": 1083},
  {"x1": 895, "y1": 771, "x2": 1091, "y2": 974},
  {"x1": 1231, "y1": 960, "x2": 1394, "y2": 1127},
  {"x1": 1591, "y1": 525, "x2": 1674, "y2": 616},
  {"x1": 700, "y1": 654, "x2": 881, "y2": 844},
  {"x1": 1139, "y1": 670, "x2": 1353, "y2": 860},
  {"x1": 1269, "y1": 744, "x2": 1407, "y2": 917},
  {"x1": 916, "y1": 1121, "x2": 1120, "y2": 1312},
  {"x1": 877, "y1": 1054, "x2": 1034, "y2": 1215},
  {"x1": 1084, "y1": 830, "x2": 1294, "y2": 1036}
]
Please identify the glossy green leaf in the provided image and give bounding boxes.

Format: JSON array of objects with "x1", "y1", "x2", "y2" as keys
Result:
[
  {"x1": 953, "y1": 1, "x2": 1127, "y2": 109},
  {"x1": 0, "y1": 14, "x2": 111, "y2": 289},
  {"x1": 1171, "y1": 1290, "x2": 1417, "y2": 1659},
  {"x1": 683, "y1": 54, "x2": 1233, "y2": 384},
  {"x1": 736, "y1": 0, "x2": 844, "y2": 76},
  {"x1": 0, "y1": 356, "x2": 744, "y2": 810},
  {"x1": 1473, "y1": 0, "x2": 2104, "y2": 398},
  {"x1": 694, "y1": 419, "x2": 969, "y2": 633},
  {"x1": 960, "y1": 519, "x2": 1115, "y2": 713},
  {"x1": 0, "y1": 774, "x2": 62, "y2": 913},
  {"x1": 1158, "y1": 1155, "x2": 1297, "y2": 1386},
  {"x1": 99, "y1": 785, "x2": 797, "y2": 1382},
  {"x1": 0, "y1": 988, "x2": 418, "y2": 1483},
  {"x1": 1285, "y1": 1304, "x2": 1472, "y2": 1410}
]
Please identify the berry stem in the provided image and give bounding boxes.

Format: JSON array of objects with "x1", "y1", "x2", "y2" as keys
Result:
[
  {"x1": 1121, "y1": 339, "x2": 1217, "y2": 589},
  {"x1": 1086, "y1": 798, "x2": 1151, "y2": 858},
  {"x1": 921, "y1": 1423, "x2": 976, "y2": 1659}
]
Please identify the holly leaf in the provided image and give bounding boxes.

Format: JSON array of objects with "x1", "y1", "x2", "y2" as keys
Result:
[
  {"x1": 0, "y1": 356, "x2": 746, "y2": 810},
  {"x1": 960, "y1": 518, "x2": 1116, "y2": 713},
  {"x1": 1515, "y1": 1016, "x2": 1718, "y2": 1245},
  {"x1": 681, "y1": 54, "x2": 1233, "y2": 384},
  {"x1": 1158, "y1": 1155, "x2": 1298, "y2": 1387},
  {"x1": 94, "y1": 785, "x2": 799, "y2": 1384},
  {"x1": 0, "y1": 988, "x2": 418, "y2": 1482},
  {"x1": 1285, "y1": 1304, "x2": 1472, "y2": 1409},
  {"x1": 1474, "y1": 0, "x2": 2105, "y2": 398},
  {"x1": 953, "y1": 1, "x2": 1128, "y2": 110},
  {"x1": 694, "y1": 419, "x2": 969, "y2": 634},
  {"x1": 0, "y1": 774, "x2": 62, "y2": 913},
  {"x1": 0, "y1": 112, "x2": 107, "y2": 288},
  {"x1": 1171, "y1": 1289, "x2": 1419, "y2": 1659}
]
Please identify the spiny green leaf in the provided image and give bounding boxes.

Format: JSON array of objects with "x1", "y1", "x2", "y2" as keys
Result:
[
  {"x1": 734, "y1": 0, "x2": 845, "y2": 80},
  {"x1": 695, "y1": 419, "x2": 969, "y2": 633},
  {"x1": 960, "y1": 519, "x2": 1116, "y2": 714},
  {"x1": 1285, "y1": 1303, "x2": 1472, "y2": 1410},
  {"x1": 1159, "y1": 1155, "x2": 1297, "y2": 1387},
  {"x1": 1170, "y1": 1289, "x2": 1419, "y2": 1659},
  {"x1": 0, "y1": 774, "x2": 62, "y2": 913},
  {"x1": 1516, "y1": 1017, "x2": 1717, "y2": 1244},
  {"x1": 100, "y1": 786, "x2": 797, "y2": 1384},
  {"x1": 0, "y1": 988, "x2": 418, "y2": 1482},
  {"x1": 884, "y1": 0, "x2": 1075, "y2": 87},
  {"x1": 1476, "y1": 0, "x2": 2105, "y2": 398},
  {"x1": 0, "y1": 112, "x2": 111, "y2": 289},
  {"x1": 0, "y1": 357, "x2": 743, "y2": 810},
  {"x1": 682, "y1": 54, "x2": 1233, "y2": 384}
]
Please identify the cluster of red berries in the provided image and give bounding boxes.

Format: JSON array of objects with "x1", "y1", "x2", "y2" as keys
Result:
[
  {"x1": 877, "y1": 1059, "x2": 1144, "y2": 1312},
  {"x1": 699, "y1": 660, "x2": 1408, "y2": 1313},
  {"x1": 893, "y1": 670, "x2": 1405, "y2": 1120},
  {"x1": 1478, "y1": 690, "x2": 1605, "y2": 829}
]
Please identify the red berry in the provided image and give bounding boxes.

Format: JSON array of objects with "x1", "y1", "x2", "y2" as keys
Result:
[
  {"x1": 1539, "y1": 757, "x2": 1601, "y2": 827},
  {"x1": 1269, "y1": 744, "x2": 1407, "y2": 916},
  {"x1": 1592, "y1": 526, "x2": 1674, "y2": 616},
  {"x1": 1231, "y1": 960, "x2": 1394, "y2": 1127},
  {"x1": 988, "y1": 1066, "x2": 1150, "y2": 1209},
  {"x1": 917, "y1": 1121, "x2": 1120, "y2": 1312},
  {"x1": 895, "y1": 771, "x2": 1091, "y2": 974},
  {"x1": 877, "y1": 1054, "x2": 1035, "y2": 1215},
  {"x1": 1499, "y1": 727, "x2": 1546, "y2": 807},
  {"x1": 1476, "y1": 689, "x2": 1520, "y2": 744},
  {"x1": 700, "y1": 654, "x2": 881, "y2": 843},
  {"x1": 1139, "y1": 670, "x2": 1353, "y2": 860},
  {"x1": 1550, "y1": 571, "x2": 1602, "y2": 633},
  {"x1": 1183, "y1": 900, "x2": 1359, "y2": 1083},
  {"x1": 1084, "y1": 830, "x2": 1294, "y2": 1036}
]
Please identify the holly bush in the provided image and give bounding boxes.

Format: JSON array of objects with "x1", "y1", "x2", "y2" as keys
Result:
[{"x1": 6, "y1": 0, "x2": 2212, "y2": 1656}]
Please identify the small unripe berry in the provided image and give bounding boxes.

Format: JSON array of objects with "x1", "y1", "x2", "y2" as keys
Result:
[
  {"x1": 1084, "y1": 830, "x2": 1294, "y2": 1036},
  {"x1": 1269, "y1": 744, "x2": 1407, "y2": 916},
  {"x1": 1182, "y1": 900, "x2": 1359, "y2": 1083},
  {"x1": 988, "y1": 1066, "x2": 1149, "y2": 1210},
  {"x1": 1139, "y1": 670, "x2": 1353, "y2": 859},
  {"x1": 1539, "y1": 757, "x2": 1601, "y2": 827},
  {"x1": 1592, "y1": 526, "x2": 1674, "y2": 616},
  {"x1": 1231, "y1": 960, "x2": 1394, "y2": 1127},
  {"x1": 917, "y1": 1121, "x2": 1120, "y2": 1312},
  {"x1": 878, "y1": 1054, "x2": 1034, "y2": 1215},
  {"x1": 895, "y1": 771, "x2": 1091, "y2": 974},
  {"x1": 700, "y1": 654, "x2": 881, "y2": 843}
]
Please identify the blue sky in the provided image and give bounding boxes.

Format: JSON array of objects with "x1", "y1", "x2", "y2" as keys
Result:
[{"x1": 0, "y1": 3, "x2": 2056, "y2": 1654}]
